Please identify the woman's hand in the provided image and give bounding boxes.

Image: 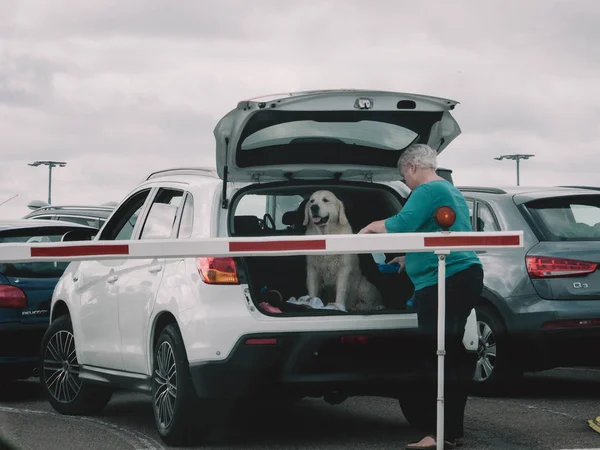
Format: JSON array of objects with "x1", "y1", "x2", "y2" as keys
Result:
[
  {"x1": 388, "y1": 255, "x2": 406, "y2": 273},
  {"x1": 358, "y1": 220, "x2": 387, "y2": 234},
  {"x1": 388, "y1": 255, "x2": 405, "y2": 265},
  {"x1": 358, "y1": 224, "x2": 375, "y2": 234}
]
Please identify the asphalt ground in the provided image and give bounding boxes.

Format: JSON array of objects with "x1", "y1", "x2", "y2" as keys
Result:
[{"x1": 0, "y1": 367, "x2": 599, "y2": 450}]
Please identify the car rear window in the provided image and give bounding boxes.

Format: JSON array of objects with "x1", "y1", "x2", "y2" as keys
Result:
[
  {"x1": 0, "y1": 228, "x2": 73, "y2": 278},
  {"x1": 524, "y1": 195, "x2": 600, "y2": 241},
  {"x1": 236, "y1": 110, "x2": 443, "y2": 168}
]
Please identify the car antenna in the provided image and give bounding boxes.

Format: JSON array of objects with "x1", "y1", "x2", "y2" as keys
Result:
[{"x1": 0, "y1": 193, "x2": 18, "y2": 207}]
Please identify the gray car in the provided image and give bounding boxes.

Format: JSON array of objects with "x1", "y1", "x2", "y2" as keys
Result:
[
  {"x1": 458, "y1": 185, "x2": 600, "y2": 393},
  {"x1": 22, "y1": 203, "x2": 116, "y2": 229}
]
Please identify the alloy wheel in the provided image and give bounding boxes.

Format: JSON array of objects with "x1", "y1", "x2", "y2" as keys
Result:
[
  {"x1": 154, "y1": 341, "x2": 178, "y2": 429},
  {"x1": 43, "y1": 330, "x2": 82, "y2": 403},
  {"x1": 474, "y1": 320, "x2": 497, "y2": 382}
]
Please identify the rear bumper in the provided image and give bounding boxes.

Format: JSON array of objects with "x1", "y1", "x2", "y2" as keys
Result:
[
  {"x1": 502, "y1": 297, "x2": 600, "y2": 370},
  {"x1": 189, "y1": 330, "x2": 472, "y2": 399},
  {"x1": 520, "y1": 327, "x2": 600, "y2": 370},
  {"x1": 0, "y1": 322, "x2": 47, "y2": 377}
]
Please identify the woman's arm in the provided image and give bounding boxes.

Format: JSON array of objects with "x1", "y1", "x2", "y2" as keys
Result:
[{"x1": 359, "y1": 186, "x2": 434, "y2": 234}]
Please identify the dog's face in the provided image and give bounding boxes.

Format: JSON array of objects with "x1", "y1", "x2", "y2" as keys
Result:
[{"x1": 303, "y1": 190, "x2": 348, "y2": 230}]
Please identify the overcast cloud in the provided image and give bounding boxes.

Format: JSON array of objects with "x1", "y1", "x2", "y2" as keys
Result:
[{"x1": 1, "y1": 0, "x2": 599, "y2": 218}]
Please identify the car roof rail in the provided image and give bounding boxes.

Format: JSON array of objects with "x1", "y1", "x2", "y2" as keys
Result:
[
  {"x1": 144, "y1": 167, "x2": 219, "y2": 181},
  {"x1": 559, "y1": 185, "x2": 600, "y2": 191},
  {"x1": 457, "y1": 186, "x2": 507, "y2": 194},
  {"x1": 28, "y1": 205, "x2": 115, "y2": 212}
]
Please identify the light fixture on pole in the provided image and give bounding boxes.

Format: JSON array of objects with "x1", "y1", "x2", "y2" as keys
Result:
[
  {"x1": 494, "y1": 154, "x2": 535, "y2": 186},
  {"x1": 28, "y1": 161, "x2": 67, "y2": 205}
]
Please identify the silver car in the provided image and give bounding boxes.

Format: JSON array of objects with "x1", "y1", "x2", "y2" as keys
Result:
[{"x1": 459, "y1": 185, "x2": 600, "y2": 393}]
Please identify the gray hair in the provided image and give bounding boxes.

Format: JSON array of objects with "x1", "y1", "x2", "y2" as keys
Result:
[{"x1": 397, "y1": 143, "x2": 438, "y2": 172}]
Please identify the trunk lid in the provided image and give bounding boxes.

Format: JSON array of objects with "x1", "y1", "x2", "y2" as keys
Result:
[
  {"x1": 2, "y1": 274, "x2": 59, "y2": 323},
  {"x1": 214, "y1": 90, "x2": 461, "y2": 183},
  {"x1": 521, "y1": 192, "x2": 600, "y2": 300}
]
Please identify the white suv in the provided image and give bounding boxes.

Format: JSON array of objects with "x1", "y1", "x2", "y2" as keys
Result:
[{"x1": 40, "y1": 90, "x2": 478, "y2": 446}]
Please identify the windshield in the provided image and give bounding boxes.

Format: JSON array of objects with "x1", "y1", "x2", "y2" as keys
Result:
[
  {"x1": 234, "y1": 109, "x2": 444, "y2": 169},
  {"x1": 242, "y1": 120, "x2": 418, "y2": 151},
  {"x1": 524, "y1": 195, "x2": 600, "y2": 241}
]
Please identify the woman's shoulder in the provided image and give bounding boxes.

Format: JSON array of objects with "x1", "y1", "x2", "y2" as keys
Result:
[{"x1": 421, "y1": 179, "x2": 455, "y2": 195}]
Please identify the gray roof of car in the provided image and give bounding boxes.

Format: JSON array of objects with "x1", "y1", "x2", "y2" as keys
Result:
[
  {"x1": 458, "y1": 185, "x2": 600, "y2": 205},
  {"x1": 0, "y1": 219, "x2": 96, "y2": 232},
  {"x1": 23, "y1": 205, "x2": 115, "y2": 219}
]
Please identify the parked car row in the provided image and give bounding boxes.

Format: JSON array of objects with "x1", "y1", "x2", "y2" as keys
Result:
[{"x1": 1, "y1": 90, "x2": 598, "y2": 447}]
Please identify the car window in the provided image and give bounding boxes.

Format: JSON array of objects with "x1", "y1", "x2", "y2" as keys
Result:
[
  {"x1": 464, "y1": 199, "x2": 475, "y2": 229},
  {"x1": 236, "y1": 194, "x2": 267, "y2": 217},
  {"x1": 525, "y1": 195, "x2": 600, "y2": 241},
  {"x1": 100, "y1": 189, "x2": 151, "y2": 241},
  {"x1": 177, "y1": 194, "x2": 194, "y2": 239},
  {"x1": 140, "y1": 189, "x2": 185, "y2": 240},
  {"x1": 273, "y1": 194, "x2": 305, "y2": 228},
  {"x1": 56, "y1": 216, "x2": 102, "y2": 228},
  {"x1": 476, "y1": 203, "x2": 499, "y2": 232},
  {"x1": 234, "y1": 193, "x2": 305, "y2": 232},
  {"x1": 0, "y1": 228, "x2": 79, "y2": 278}
]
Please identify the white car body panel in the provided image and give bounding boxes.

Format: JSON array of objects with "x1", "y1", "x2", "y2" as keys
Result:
[{"x1": 74, "y1": 259, "x2": 124, "y2": 369}]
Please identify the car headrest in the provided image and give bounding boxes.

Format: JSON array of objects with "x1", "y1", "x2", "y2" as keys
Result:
[
  {"x1": 282, "y1": 211, "x2": 296, "y2": 226},
  {"x1": 234, "y1": 215, "x2": 262, "y2": 235}
]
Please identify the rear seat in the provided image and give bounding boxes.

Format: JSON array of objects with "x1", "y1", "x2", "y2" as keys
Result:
[{"x1": 233, "y1": 215, "x2": 263, "y2": 236}]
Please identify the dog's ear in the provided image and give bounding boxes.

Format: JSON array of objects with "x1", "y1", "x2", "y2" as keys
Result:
[
  {"x1": 337, "y1": 198, "x2": 348, "y2": 225},
  {"x1": 303, "y1": 200, "x2": 311, "y2": 226}
]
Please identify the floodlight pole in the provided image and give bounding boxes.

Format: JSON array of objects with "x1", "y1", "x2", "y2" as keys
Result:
[
  {"x1": 27, "y1": 160, "x2": 67, "y2": 205},
  {"x1": 494, "y1": 154, "x2": 535, "y2": 186}
]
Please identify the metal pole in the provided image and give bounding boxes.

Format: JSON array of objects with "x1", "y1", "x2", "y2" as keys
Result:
[
  {"x1": 48, "y1": 164, "x2": 53, "y2": 205},
  {"x1": 516, "y1": 158, "x2": 520, "y2": 186},
  {"x1": 436, "y1": 251, "x2": 449, "y2": 450}
]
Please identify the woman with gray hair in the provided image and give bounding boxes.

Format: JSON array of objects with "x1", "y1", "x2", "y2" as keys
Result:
[{"x1": 359, "y1": 144, "x2": 483, "y2": 449}]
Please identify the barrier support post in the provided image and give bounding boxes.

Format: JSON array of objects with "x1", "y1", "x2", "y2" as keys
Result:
[{"x1": 436, "y1": 250, "x2": 449, "y2": 450}]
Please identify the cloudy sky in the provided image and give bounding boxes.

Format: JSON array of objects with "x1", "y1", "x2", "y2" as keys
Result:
[{"x1": 1, "y1": 0, "x2": 599, "y2": 219}]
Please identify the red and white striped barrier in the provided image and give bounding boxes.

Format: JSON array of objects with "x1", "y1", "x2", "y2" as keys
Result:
[
  {"x1": 0, "y1": 231, "x2": 523, "y2": 263},
  {"x1": 0, "y1": 230, "x2": 523, "y2": 450}
]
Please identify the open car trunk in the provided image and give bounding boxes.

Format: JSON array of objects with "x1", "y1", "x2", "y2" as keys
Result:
[{"x1": 230, "y1": 180, "x2": 415, "y2": 316}]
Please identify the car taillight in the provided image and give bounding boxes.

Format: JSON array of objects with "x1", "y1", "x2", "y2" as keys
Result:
[
  {"x1": 197, "y1": 257, "x2": 239, "y2": 285},
  {"x1": 0, "y1": 285, "x2": 28, "y2": 309},
  {"x1": 526, "y1": 256, "x2": 598, "y2": 279}
]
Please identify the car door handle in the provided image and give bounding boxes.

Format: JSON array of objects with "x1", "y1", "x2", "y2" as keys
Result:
[
  {"x1": 107, "y1": 275, "x2": 119, "y2": 283},
  {"x1": 148, "y1": 265, "x2": 163, "y2": 273}
]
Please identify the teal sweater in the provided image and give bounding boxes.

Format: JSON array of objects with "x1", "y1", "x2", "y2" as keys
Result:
[{"x1": 384, "y1": 179, "x2": 482, "y2": 291}]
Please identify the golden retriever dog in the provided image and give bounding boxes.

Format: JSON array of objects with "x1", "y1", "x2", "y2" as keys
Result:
[{"x1": 303, "y1": 190, "x2": 384, "y2": 312}]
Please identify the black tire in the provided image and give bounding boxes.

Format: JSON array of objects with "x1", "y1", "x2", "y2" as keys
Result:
[
  {"x1": 471, "y1": 306, "x2": 522, "y2": 395},
  {"x1": 152, "y1": 324, "x2": 213, "y2": 447},
  {"x1": 40, "y1": 315, "x2": 112, "y2": 415}
]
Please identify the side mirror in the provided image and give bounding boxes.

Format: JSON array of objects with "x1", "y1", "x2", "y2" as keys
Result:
[{"x1": 62, "y1": 229, "x2": 97, "y2": 242}]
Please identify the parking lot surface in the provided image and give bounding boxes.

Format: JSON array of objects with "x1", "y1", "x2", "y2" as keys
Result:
[{"x1": 0, "y1": 368, "x2": 599, "y2": 450}]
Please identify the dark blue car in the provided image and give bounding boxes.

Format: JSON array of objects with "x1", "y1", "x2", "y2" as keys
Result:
[{"x1": 0, "y1": 219, "x2": 97, "y2": 382}]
